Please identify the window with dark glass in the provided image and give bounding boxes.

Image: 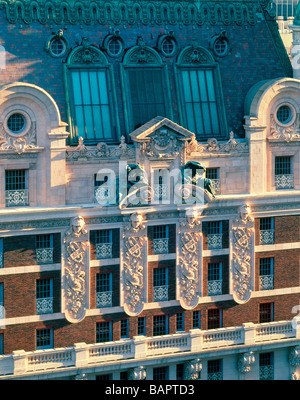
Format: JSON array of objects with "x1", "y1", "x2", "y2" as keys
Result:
[
  {"x1": 65, "y1": 40, "x2": 119, "y2": 144},
  {"x1": 153, "y1": 315, "x2": 168, "y2": 336},
  {"x1": 176, "y1": 312, "x2": 184, "y2": 332},
  {"x1": 5, "y1": 169, "x2": 29, "y2": 207},
  {"x1": 96, "y1": 321, "x2": 112, "y2": 343},
  {"x1": 259, "y1": 303, "x2": 274, "y2": 323},
  {"x1": 138, "y1": 317, "x2": 146, "y2": 335},
  {"x1": 193, "y1": 310, "x2": 201, "y2": 329},
  {"x1": 207, "y1": 359, "x2": 223, "y2": 380},
  {"x1": 176, "y1": 45, "x2": 227, "y2": 140},
  {"x1": 36, "y1": 328, "x2": 53, "y2": 349},
  {"x1": 259, "y1": 352, "x2": 274, "y2": 380},
  {"x1": 153, "y1": 366, "x2": 168, "y2": 380},
  {"x1": 120, "y1": 319, "x2": 129, "y2": 338},
  {"x1": 207, "y1": 308, "x2": 222, "y2": 329}
]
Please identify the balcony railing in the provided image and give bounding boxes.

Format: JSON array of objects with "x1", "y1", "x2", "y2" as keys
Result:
[
  {"x1": 94, "y1": 186, "x2": 111, "y2": 203},
  {"x1": 275, "y1": 174, "x2": 294, "y2": 190},
  {"x1": 36, "y1": 298, "x2": 54, "y2": 315},
  {"x1": 259, "y1": 275, "x2": 274, "y2": 290},
  {"x1": 153, "y1": 285, "x2": 168, "y2": 302},
  {"x1": 207, "y1": 234, "x2": 222, "y2": 250},
  {"x1": 96, "y1": 291, "x2": 112, "y2": 308},
  {"x1": 96, "y1": 243, "x2": 113, "y2": 260},
  {"x1": 153, "y1": 184, "x2": 168, "y2": 200},
  {"x1": 36, "y1": 248, "x2": 54, "y2": 265},
  {"x1": 0, "y1": 319, "x2": 298, "y2": 377},
  {"x1": 259, "y1": 230, "x2": 274, "y2": 245},
  {"x1": 207, "y1": 280, "x2": 222, "y2": 296},
  {"x1": 259, "y1": 365, "x2": 274, "y2": 380},
  {"x1": 207, "y1": 372, "x2": 223, "y2": 380},
  {"x1": 153, "y1": 238, "x2": 169, "y2": 255},
  {"x1": 5, "y1": 189, "x2": 29, "y2": 207},
  {"x1": 0, "y1": 254, "x2": 3, "y2": 269}
]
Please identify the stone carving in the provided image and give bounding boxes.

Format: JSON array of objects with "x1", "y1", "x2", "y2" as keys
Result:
[
  {"x1": 238, "y1": 352, "x2": 255, "y2": 374},
  {"x1": 66, "y1": 141, "x2": 135, "y2": 161},
  {"x1": 63, "y1": 216, "x2": 89, "y2": 323},
  {"x1": 177, "y1": 209, "x2": 202, "y2": 310},
  {"x1": 126, "y1": 37, "x2": 159, "y2": 64},
  {"x1": 122, "y1": 212, "x2": 147, "y2": 316},
  {"x1": 180, "y1": 43, "x2": 213, "y2": 64},
  {"x1": 141, "y1": 129, "x2": 180, "y2": 159},
  {"x1": 0, "y1": 1, "x2": 259, "y2": 27},
  {"x1": 0, "y1": 121, "x2": 38, "y2": 154},
  {"x1": 289, "y1": 346, "x2": 300, "y2": 380},
  {"x1": 129, "y1": 366, "x2": 147, "y2": 380},
  {"x1": 231, "y1": 204, "x2": 254, "y2": 304},
  {"x1": 184, "y1": 358, "x2": 202, "y2": 380},
  {"x1": 69, "y1": 37, "x2": 106, "y2": 65},
  {"x1": 186, "y1": 132, "x2": 249, "y2": 155},
  {"x1": 270, "y1": 114, "x2": 300, "y2": 142}
]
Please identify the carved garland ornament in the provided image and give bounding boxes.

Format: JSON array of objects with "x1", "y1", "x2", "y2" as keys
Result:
[
  {"x1": 231, "y1": 204, "x2": 254, "y2": 304},
  {"x1": 177, "y1": 209, "x2": 202, "y2": 310},
  {"x1": 270, "y1": 114, "x2": 300, "y2": 142},
  {"x1": 0, "y1": 121, "x2": 37, "y2": 154},
  {"x1": 63, "y1": 216, "x2": 89, "y2": 323},
  {"x1": 122, "y1": 212, "x2": 147, "y2": 316}
]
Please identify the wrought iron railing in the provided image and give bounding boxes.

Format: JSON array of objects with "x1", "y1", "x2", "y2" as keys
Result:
[
  {"x1": 259, "y1": 275, "x2": 274, "y2": 290},
  {"x1": 5, "y1": 189, "x2": 29, "y2": 207},
  {"x1": 259, "y1": 230, "x2": 274, "y2": 245},
  {"x1": 153, "y1": 285, "x2": 168, "y2": 302},
  {"x1": 259, "y1": 365, "x2": 274, "y2": 380},
  {"x1": 275, "y1": 174, "x2": 294, "y2": 189},
  {"x1": 96, "y1": 291, "x2": 112, "y2": 308},
  {"x1": 153, "y1": 238, "x2": 169, "y2": 255},
  {"x1": 210, "y1": 179, "x2": 221, "y2": 195},
  {"x1": 207, "y1": 234, "x2": 223, "y2": 250},
  {"x1": 36, "y1": 298, "x2": 53, "y2": 315},
  {"x1": 207, "y1": 280, "x2": 222, "y2": 295},
  {"x1": 36, "y1": 248, "x2": 54, "y2": 265},
  {"x1": 96, "y1": 243, "x2": 113, "y2": 259}
]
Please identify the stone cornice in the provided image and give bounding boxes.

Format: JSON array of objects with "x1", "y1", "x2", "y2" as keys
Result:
[{"x1": 0, "y1": 0, "x2": 263, "y2": 26}]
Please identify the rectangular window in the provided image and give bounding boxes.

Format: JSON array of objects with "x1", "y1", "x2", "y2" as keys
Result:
[
  {"x1": 259, "y1": 217, "x2": 274, "y2": 245},
  {"x1": 94, "y1": 173, "x2": 111, "y2": 203},
  {"x1": 96, "y1": 374, "x2": 112, "y2": 380},
  {"x1": 70, "y1": 70, "x2": 115, "y2": 143},
  {"x1": 153, "y1": 169, "x2": 169, "y2": 202},
  {"x1": 96, "y1": 321, "x2": 112, "y2": 343},
  {"x1": 207, "y1": 262, "x2": 222, "y2": 296},
  {"x1": 127, "y1": 69, "x2": 168, "y2": 131},
  {"x1": 259, "y1": 352, "x2": 274, "y2": 380},
  {"x1": 181, "y1": 69, "x2": 221, "y2": 138},
  {"x1": 259, "y1": 303, "x2": 274, "y2": 323},
  {"x1": 259, "y1": 258, "x2": 274, "y2": 290},
  {"x1": 176, "y1": 312, "x2": 184, "y2": 332},
  {"x1": 95, "y1": 230, "x2": 113, "y2": 259},
  {"x1": 193, "y1": 310, "x2": 201, "y2": 329},
  {"x1": 153, "y1": 366, "x2": 168, "y2": 380},
  {"x1": 207, "y1": 308, "x2": 222, "y2": 329},
  {"x1": 138, "y1": 317, "x2": 146, "y2": 336},
  {"x1": 153, "y1": 315, "x2": 168, "y2": 336},
  {"x1": 36, "y1": 234, "x2": 54, "y2": 265},
  {"x1": 275, "y1": 156, "x2": 293, "y2": 189},
  {"x1": 207, "y1": 221, "x2": 222, "y2": 250},
  {"x1": 36, "y1": 328, "x2": 53, "y2": 349},
  {"x1": 0, "y1": 333, "x2": 3, "y2": 355},
  {"x1": 0, "y1": 239, "x2": 3, "y2": 269},
  {"x1": 36, "y1": 278, "x2": 53, "y2": 315},
  {"x1": 176, "y1": 363, "x2": 184, "y2": 380},
  {"x1": 120, "y1": 319, "x2": 129, "y2": 338},
  {"x1": 207, "y1": 359, "x2": 223, "y2": 380},
  {"x1": 5, "y1": 169, "x2": 29, "y2": 207},
  {"x1": 153, "y1": 225, "x2": 169, "y2": 255},
  {"x1": 96, "y1": 273, "x2": 112, "y2": 308},
  {"x1": 153, "y1": 267, "x2": 168, "y2": 302},
  {"x1": 206, "y1": 168, "x2": 221, "y2": 194}
]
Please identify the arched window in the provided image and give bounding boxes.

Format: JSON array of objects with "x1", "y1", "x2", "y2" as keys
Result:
[
  {"x1": 64, "y1": 38, "x2": 120, "y2": 144},
  {"x1": 175, "y1": 44, "x2": 227, "y2": 139},
  {"x1": 121, "y1": 37, "x2": 172, "y2": 132}
]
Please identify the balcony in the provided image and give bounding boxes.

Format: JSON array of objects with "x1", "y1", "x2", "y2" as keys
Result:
[
  {"x1": 259, "y1": 230, "x2": 274, "y2": 245},
  {"x1": 36, "y1": 248, "x2": 54, "y2": 265},
  {"x1": 5, "y1": 189, "x2": 29, "y2": 207},
  {"x1": 275, "y1": 174, "x2": 294, "y2": 190},
  {"x1": 153, "y1": 238, "x2": 169, "y2": 255},
  {"x1": 36, "y1": 298, "x2": 53, "y2": 315},
  {"x1": 207, "y1": 234, "x2": 222, "y2": 250},
  {"x1": 96, "y1": 291, "x2": 112, "y2": 308},
  {"x1": 0, "y1": 319, "x2": 298, "y2": 377},
  {"x1": 96, "y1": 243, "x2": 113, "y2": 260},
  {"x1": 153, "y1": 285, "x2": 168, "y2": 302},
  {"x1": 207, "y1": 280, "x2": 222, "y2": 296},
  {"x1": 259, "y1": 275, "x2": 274, "y2": 291},
  {"x1": 259, "y1": 365, "x2": 274, "y2": 380}
]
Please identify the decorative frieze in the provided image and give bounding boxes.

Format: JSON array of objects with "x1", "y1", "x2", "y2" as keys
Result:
[
  {"x1": 231, "y1": 204, "x2": 254, "y2": 304},
  {"x1": 121, "y1": 212, "x2": 147, "y2": 316},
  {"x1": 62, "y1": 216, "x2": 89, "y2": 323},
  {"x1": 177, "y1": 209, "x2": 202, "y2": 310}
]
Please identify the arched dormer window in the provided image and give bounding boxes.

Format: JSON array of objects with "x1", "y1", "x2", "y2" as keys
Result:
[
  {"x1": 121, "y1": 37, "x2": 172, "y2": 133},
  {"x1": 175, "y1": 43, "x2": 227, "y2": 139},
  {"x1": 64, "y1": 38, "x2": 120, "y2": 145}
]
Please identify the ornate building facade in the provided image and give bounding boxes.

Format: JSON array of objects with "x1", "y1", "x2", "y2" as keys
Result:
[{"x1": 0, "y1": 0, "x2": 299, "y2": 380}]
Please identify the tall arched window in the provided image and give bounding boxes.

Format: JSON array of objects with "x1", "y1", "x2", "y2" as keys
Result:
[
  {"x1": 64, "y1": 38, "x2": 120, "y2": 144},
  {"x1": 121, "y1": 38, "x2": 172, "y2": 133},
  {"x1": 175, "y1": 44, "x2": 227, "y2": 139}
]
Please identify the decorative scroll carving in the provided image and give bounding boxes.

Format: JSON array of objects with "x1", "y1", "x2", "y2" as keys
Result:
[
  {"x1": 186, "y1": 132, "x2": 249, "y2": 155},
  {"x1": 66, "y1": 141, "x2": 135, "y2": 161},
  {"x1": 126, "y1": 37, "x2": 160, "y2": 64},
  {"x1": 129, "y1": 366, "x2": 147, "y2": 380},
  {"x1": 238, "y1": 352, "x2": 255, "y2": 374},
  {"x1": 177, "y1": 209, "x2": 202, "y2": 310},
  {"x1": 179, "y1": 43, "x2": 213, "y2": 65},
  {"x1": 68, "y1": 38, "x2": 107, "y2": 65},
  {"x1": 231, "y1": 204, "x2": 254, "y2": 304},
  {"x1": 270, "y1": 114, "x2": 300, "y2": 142},
  {"x1": 0, "y1": 1, "x2": 259, "y2": 26},
  {"x1": 289, "y1": 346, "x2": 300, "y2": 380},
  {"x1": 141, "y1": 129, "x2": 180, "y2": 159},
  {"x1": 184, "y1": 358, "x2": 202, "y2": 380},
  {"x1": 0, "y1": 121, "x2": 38, "y2": 154},
  {"x1": 63, "y1": 216, "x2": 89, "y2": 323},
  {"x1": 122, "y1": 212, "x2": 147, "y2": 316}
]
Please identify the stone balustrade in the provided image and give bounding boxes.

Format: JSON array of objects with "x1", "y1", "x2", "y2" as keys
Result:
[{"x1": 0, "y1": 318, "x2": 299, "y2": 377}]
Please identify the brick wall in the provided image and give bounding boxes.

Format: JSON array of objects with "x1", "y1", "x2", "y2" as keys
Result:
[{"x1": 255, "y1": 215, "x2": 300, "y2": 245}]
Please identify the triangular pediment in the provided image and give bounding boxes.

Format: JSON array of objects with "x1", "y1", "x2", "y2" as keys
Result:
[{"x1": 129, "y1": 116, "x2": 195, "y2": 142}]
